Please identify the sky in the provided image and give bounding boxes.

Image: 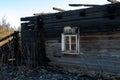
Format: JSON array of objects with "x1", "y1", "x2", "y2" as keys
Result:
[{"x1": 0, "y1": 0, "x2": 110, "y2": 28}]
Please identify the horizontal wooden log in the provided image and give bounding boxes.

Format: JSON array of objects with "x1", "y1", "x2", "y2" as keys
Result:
[
  {"x1": 21, "y1": 23, "x2": 35, "y2": 31},
  {"x1": 44, "y1": 27, "x2": 120, "y2": 38},
  {"x1": 43, "y1": 3, "x2": 118, "y2": 20},
  {"x1": 43, "y1": 3, "x2": 120, "y2": 24},
  {"x1": 0, "y1": 32, "x2": 17, "y2": 42},
  {"x1": 21, "y1": 3, "x2": 120, "y2": 35},
  {"x1": 56, "y1": 56, "x2": 120, "y2": 73},
  {"x1": 44, "y1": 16, "x2": 120, "y2": 28},
  {"x1": 21, "y1": 16, "x2": 37, "y2": 21}
]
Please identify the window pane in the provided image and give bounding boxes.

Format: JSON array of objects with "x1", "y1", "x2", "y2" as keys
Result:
[
  {"x1": 71, "y1": 36, "x2": 76, "y2": 44},
  {"x1": 65, "y1": 36, "x2": 69, "y2": 43},
  {"x1": 71, "y1": 44, "x2": 76, "y2": 50},
  {"x1": 65, "y1": 36, "x2": 70, "y2": 50},
  {"x1": 65, "y1": 44, "x2": 69, "y2": 50},
  {"x1": 71, "y1": 36, "x2": 76, "y2": 51}
]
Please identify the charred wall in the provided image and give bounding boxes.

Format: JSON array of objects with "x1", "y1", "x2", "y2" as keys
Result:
[
  {"x1": 21, "y1": 3, "x2": 120, "y2": 73},
  {"x1": 21, "y1": 16, "x2": 49, "y2": 67},
  {"x1": 45, "y1": 31, "x2": 120, "y2": 74}
]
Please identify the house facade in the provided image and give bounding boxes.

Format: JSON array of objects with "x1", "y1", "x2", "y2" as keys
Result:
[{"x1": 21, "y1": 3, "x2": 120, "y2": 74}]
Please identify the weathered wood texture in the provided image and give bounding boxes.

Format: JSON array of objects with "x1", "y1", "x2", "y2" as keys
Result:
[
  {"x1": 0, "y1": 32, "x2": 14, "y2": 42},
  {"x1": 21, "y1": 16, "x2": 49, "y2": 66},
  {"x1": 21, "y1": 3, "x2": 120, "y2": 73},
  {"x1": 43, "y1": 3, "x2": 120, "y2": 27},
  {"x1": 46, "y1": 32, "x2": 120, "y2": 74},
  {"x1": 21, "y1": 3, "x2": 120, "y2": 38},
  {"x1": 80, "y1": 32, "x2": 120, "y2": 55},
  {"x1": 0, "y1": 31, "x2": 21, "y2": 66},
  {"x1": 42, "y1": 3, "x2": 120, "y2": 38}
]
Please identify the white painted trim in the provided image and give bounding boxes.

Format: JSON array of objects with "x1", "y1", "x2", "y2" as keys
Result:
[
  {"x1": 61, "y1": 33, "x2": 79, "y2": 54},
  {"x1": 69, "y1": 35, "x2": 71, "y2": 51},
  {"x1": 78, "y1": 28, "x2": 80, "y2": 54},
  {"x1": 61, "y1": 52, "x2": 78, "y2": 54},
  {"x1": 76, "y1": 35, "x2": 77, "y2": 51},
  {"x1": 61, "y1": 34, "x2": 64, "y2": 51}
]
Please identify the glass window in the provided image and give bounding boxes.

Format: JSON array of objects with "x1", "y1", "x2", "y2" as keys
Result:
[{"x1": 62, "y1": 34, "x2": 78, "y2": 53}]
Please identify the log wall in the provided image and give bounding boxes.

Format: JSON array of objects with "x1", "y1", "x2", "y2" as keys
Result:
[
  {"x1": 45, "y1": 32, "x2": 120, "y2": 74},
  {"x1": 21, "y1": 3, "x2": 120, "y2": 73}
]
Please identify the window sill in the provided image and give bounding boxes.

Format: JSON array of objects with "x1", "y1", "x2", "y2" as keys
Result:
[
  {"x1": 62, "y1": 51, "x2": 79, "y2": 57},
  {"x1": 62, "y1": 52, "x2": 79, "y2": 57},
  {"x1": 62, "y1": 51, "x2": 78, "y2": 54}
]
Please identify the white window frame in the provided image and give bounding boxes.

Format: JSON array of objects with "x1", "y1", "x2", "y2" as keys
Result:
[{"x1": 61, "y1": 33, "x2": 79, "y2": 54}]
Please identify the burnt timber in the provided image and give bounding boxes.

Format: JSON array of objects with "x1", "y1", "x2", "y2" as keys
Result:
[
  {"x1": 0, "y1": 31, "x2": 21, "y2": 66},
  {"x1": 21, "y1": 3, "x2": 120, "y2": 74}
]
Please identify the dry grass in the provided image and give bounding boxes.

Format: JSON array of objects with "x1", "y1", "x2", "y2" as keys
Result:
[
  {"x1": 0, "y1": 28, "x2": 13, "y2": 47},
  {"x1": 0, "y1": 37, "x2": 13, "y2": 47}
]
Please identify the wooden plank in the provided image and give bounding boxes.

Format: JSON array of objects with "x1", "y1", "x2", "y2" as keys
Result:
[
  {"x1": 0, "y1": 33, "x2": 14, "y2": 42},
  {"x1": 21, "y1": 16, "x2": 37, "y2": 21},
  {"x1": 44, "y1": 26, "x2": 119, "y2": 33},
  {"x1": 21, "y1": 31, "x2": 36, "y2": 40},
  {"x1": 56, "y1": 56, "x2": 120, "y2": 73},
  {"x1": 43, "y1": 12, "x2": 105, "y2": 23},
  {"x1": 44, "y1": 26, "x2": 120, "y2": 38},
  {"x1": 21, "y1": 23, "x2": 28, "y2": 30},
  {"x1": 0, "y1": 37, "x2": 13, "y2": 47},
  {"x1": 43, "y1": 4, "x2": 115, "y2": 20},
  {"x1": 43, "y1": 3, "x2": 120, "y2": 24},
  {"x1": 44, "y1": 16, "x2": 120, "y2": 28}
]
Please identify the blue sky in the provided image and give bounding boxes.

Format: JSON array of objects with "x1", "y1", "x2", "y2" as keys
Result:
[{"x1": 0, "y1": 0, "x2": 110, "y2": 28}]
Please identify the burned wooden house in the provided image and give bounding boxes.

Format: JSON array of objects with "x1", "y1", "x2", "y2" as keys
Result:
[{"x1": 21, "y1": 3, "x2": 120, "y2": 74}]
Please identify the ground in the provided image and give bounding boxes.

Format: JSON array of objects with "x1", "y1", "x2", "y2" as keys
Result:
[{"x1": 0, "y1": 65, "x2": 114, "y2": 80}]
